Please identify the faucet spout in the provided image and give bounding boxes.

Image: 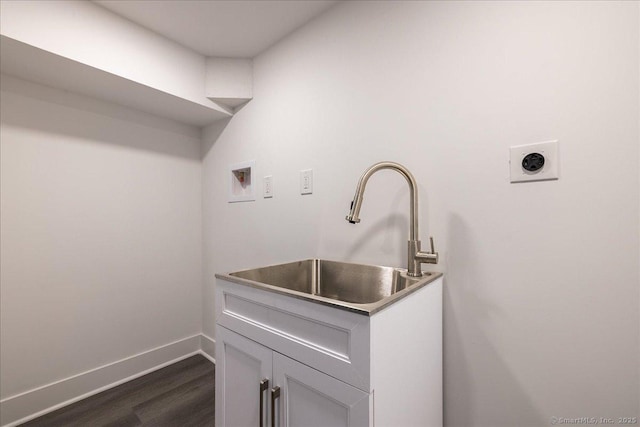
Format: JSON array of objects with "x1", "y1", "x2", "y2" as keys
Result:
[
  {"x1": 345, "y1": 197, "x2": 362, "y2": 224},
  {"x1": 345, "y1": 161, "x2": 438, "y2": 276}
]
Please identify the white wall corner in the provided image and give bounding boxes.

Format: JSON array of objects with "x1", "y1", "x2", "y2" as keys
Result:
[
  {"x1": 0, "y1": 0, "x2": 234, "y2": 126},
  {"x1": 0, "y1": 334, "x2": 215, "y2": 427},
  {"x1": 205, "y1": 57, "x2": 253, "y2": 110},
  {"x1": 200, "y1": 334, "x2": 217, "y2": 364},
  {"x1": 0, "y1": 335, "x2": 203, "y2": 427},
  {"x1": 0, "y1": 0, "x2": 208, "y2": 105}
]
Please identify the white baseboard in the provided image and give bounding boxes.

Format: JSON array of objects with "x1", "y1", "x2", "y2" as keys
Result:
[
  {"x1": 200, "y1": 333, "x2": 216, "y2": 363},
  {"x1": 0, "y1": 333, "x2": 215, "y2": 427}
]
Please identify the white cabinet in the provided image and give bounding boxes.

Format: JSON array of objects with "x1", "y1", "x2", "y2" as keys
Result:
[
  {"x1": 273, "y1": 352, "x2": 369, "y2": 427},
  {"x1": 215, "y1": 275, "x2": 443, "y2": 427},
  {"x1": 216, "y1": 326, "x2": 370, "y2": 427},
  {"x1": 215, "y1": 326, "x2": 272, "y2": 427}
]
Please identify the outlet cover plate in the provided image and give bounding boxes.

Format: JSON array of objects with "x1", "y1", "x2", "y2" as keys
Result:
[
  {"x1": 300, "y1": 169, "x2": 313, "y2": 195},
  {"x1": 263, "y1": 175, "x2": 273, "y2": 198},
  {"x1": 510, "y1": 140, "x2": 559, "y2": 183}
]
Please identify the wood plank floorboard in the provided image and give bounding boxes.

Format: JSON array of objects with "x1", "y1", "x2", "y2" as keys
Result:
[{"x1": 20, "y1": 355, "x2": 215, "y2": 427}]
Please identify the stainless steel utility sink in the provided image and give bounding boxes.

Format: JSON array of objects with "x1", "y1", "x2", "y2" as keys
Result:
[{"x1": 216, "y1": 259, "x2": 442, "y2": 315}]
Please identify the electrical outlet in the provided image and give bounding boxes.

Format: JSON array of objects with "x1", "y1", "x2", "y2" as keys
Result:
[
  {"x1": 510, "y1": 140, "x2": 559, "y2": 183},
  {"x1": 300, "y1": 169, "x2": 313, "y2": 195},
  {"x1": 263, "y1": 175, "x2": 273, "y2": 198}
]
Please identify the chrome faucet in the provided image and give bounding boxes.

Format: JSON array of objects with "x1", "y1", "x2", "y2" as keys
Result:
[{"x1": 345, "y1": 161, "x2": 438, "y2": 277}]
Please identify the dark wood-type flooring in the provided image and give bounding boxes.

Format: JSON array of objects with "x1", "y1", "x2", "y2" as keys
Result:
[{"x1": 21, "y1": 355, "x2": 215, "y2": 427}]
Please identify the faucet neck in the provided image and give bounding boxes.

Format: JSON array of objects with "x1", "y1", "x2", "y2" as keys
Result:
[
  {"x1": 346, "y1": 161, "x2": 437, "y2": 277},
  {"x1": 347, "y1": 161, "x2": 419, "y2": 240}
]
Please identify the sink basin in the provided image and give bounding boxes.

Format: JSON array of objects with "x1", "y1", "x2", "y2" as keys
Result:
[{"x1": 217, "y1": 259, "x2": 441, "y2": 315}]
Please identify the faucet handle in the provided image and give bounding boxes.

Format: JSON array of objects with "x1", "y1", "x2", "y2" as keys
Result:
[{"x1": 414, "y1": 237, "x2": 438, "y2": 266}]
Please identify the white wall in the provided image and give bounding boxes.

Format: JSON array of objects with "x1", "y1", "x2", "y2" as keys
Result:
[
  {"x1": 0, "y1": 0, "x2": 207, "y2": 106},
  {"x1": 0, "y1": 76, "x2": 203, "y2": 424},
  {"x1": 202, "y1": 1, "x2": 639, "y2": 426}
]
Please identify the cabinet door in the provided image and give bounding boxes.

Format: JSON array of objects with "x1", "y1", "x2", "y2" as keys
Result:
[
  {"x1": 216, "y1": 326, "x2": 273, "y2": 427},
  {"x1": 272, "y1": 352, "x2": 370, "y2": 427}
]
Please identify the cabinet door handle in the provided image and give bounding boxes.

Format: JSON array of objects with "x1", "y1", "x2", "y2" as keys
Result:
[
  {"x1": 259, "y1": 379, "x2": 269, "y2": 427},
  {"x1": 270, "y1": 386, "x2": 281, "y2": 427}
]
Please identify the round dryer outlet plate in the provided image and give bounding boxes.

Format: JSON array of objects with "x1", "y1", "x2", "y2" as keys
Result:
[{"x1": 510, "y1": 141, "x2": 558, "y2": 183}]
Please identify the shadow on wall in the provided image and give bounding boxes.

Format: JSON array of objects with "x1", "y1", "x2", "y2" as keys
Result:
[
  {"x1": 200, "y1": 117, "x2": 232, "y2": 160},
  {"x1": 342, "y1": 182, "x2": 413, "y2": 266},
  {"x1": 343, "y1": 213, "x2": 407, "y2": 264},
  {"x1": 443, "y1": 213, "x2": 542, "y2": 427},
  {"x1": 1, "y1": 76, "x2": 202, "y2": 160}
]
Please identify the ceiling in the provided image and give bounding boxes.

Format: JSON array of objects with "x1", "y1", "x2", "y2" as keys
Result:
[{"x1": 93, "y1": 0, "x2": 339, "y2": 58}]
